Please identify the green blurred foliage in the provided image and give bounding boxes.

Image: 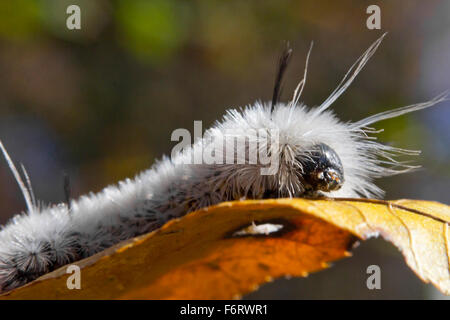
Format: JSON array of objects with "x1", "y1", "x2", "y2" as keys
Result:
[
  {"x1": 115, "y1": 0, "x2": 191, "y2": 62},
  {"x1": 0, "y1": 0, "x2": 42, "y2": 40}
]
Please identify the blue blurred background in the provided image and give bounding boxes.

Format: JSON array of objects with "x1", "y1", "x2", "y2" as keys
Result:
[{"x1": 0, "y1": 0, "x2": 448, "y2": 299}]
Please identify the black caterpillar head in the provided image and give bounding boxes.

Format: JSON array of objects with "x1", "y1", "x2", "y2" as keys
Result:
[{"x1": 297, "y1": 143, "x2": 344, "y2": 193}]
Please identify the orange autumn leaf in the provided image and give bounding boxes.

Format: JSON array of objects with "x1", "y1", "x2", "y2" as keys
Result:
[{"x1": 1, "y1": 198, "x2": 449, "y2": 299}]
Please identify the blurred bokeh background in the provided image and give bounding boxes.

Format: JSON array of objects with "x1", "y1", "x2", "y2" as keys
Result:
[{"x1": 0, "y1": 0, "x2": 448, "y2": 299}]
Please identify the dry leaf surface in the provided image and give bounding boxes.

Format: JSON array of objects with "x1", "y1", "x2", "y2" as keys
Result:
[{"x1": 1, "y1": 198, "x2": 449, "y2": 299}]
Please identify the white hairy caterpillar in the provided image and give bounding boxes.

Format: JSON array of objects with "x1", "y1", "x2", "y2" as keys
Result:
[{"x1": 0, "y1": 34, "x2": 447, "y2": 292}]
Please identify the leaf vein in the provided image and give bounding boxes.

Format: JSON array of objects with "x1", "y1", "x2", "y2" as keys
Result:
[{"x1": 386, "y1": 202, "x2": 422, "y2": 276}]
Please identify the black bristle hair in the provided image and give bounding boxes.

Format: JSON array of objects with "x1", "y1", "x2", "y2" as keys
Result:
[{"x1": 271, "y1": 42, "x2": 293, "y2": 113}]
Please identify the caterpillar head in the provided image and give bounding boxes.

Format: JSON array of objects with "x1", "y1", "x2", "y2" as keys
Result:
[
  {"x1": 299, "y1": 143, "x2": 344, "y2": 193},
  {"x1": 216, "y1": 34, "x2": 448, "y2": 200}
]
